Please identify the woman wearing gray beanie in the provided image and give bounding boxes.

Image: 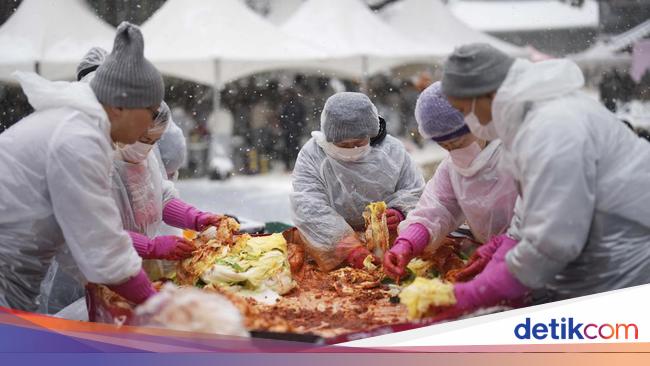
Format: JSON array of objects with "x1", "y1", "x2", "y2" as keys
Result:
[
  {"x1": 382, "y1": 82, "x2": 518, "y2": 282},
  {"x1": 290, "y1": 92, "x2": 425, "y2": 271},
  {"x1": 435, "y1": 42, "x2": 650, "y2": 314}
]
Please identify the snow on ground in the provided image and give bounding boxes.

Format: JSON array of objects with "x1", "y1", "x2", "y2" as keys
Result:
[{"x1": 175, "y1": 173, "x2": 294, "y2": 224}]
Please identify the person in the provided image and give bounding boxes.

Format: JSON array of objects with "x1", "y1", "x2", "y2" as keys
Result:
[
  {"x1": 291, "y1": 92, "x2": 425, "y2": 271},
  {"x1": 73, "y1": 47, "x2": 222, "y2": 251},
  {"x1": 437, "y1": 43, "x2": 650, "y2": 313},
  {"x1": 157, "y1": 119, "x2": 187, "y2": 181},
  {"x1": 0, "y1": 22, "x2": 163, "y2": 311},
  {"x1": 39, "y1": 48, "x2": 222, "y2": 314},
  {"x1": 383, "y1": 82, "x2": 518, "y2": 280}
]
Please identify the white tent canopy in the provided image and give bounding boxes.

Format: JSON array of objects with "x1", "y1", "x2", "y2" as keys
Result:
[
  {"x1": 449, "y1": 0, "x2": 599, "y2": 33},
  {"x1": 0, "y1": 0, "x2": 115, "y2": 82},
  {"x1": 141, "y1": 0, "x2": 338, "y2": 87},
  {"x1": 381, "y1": 0, "x2": 526, "y2": 58},
  {"x1": 281, "y1": 0, "x2": 435, "y2": 76}
]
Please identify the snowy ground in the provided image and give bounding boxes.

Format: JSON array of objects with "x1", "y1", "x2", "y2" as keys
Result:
[{"x1": 175, "y1": 173, "x2": 294, "y2": 225}]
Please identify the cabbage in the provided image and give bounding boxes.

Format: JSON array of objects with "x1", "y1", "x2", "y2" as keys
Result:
[
  {"x1": 399, "y1": 277, "x2": 456, "y2": 320},
  {"x1": 406, "y1": 258, "x2": 435, "y2": 278},
  {"x1": 200, "y1": 233, "x2": 296, "y2": 296}
]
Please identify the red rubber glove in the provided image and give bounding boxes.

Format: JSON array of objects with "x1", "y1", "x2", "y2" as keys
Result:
[
  {"x1": 453, "y1": 235, "x2": 529, "y2": 311},
  {"x1": 385, "y1": 208, "x2": 405, "y2": 231},
  {"x1": 453, "y1": 234, "x2": 508, "y2": 282},
  {"x1": 347, "y1": 246, "x2": 378, "y2": 269}
]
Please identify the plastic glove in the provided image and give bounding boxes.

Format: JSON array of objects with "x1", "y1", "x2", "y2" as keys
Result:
[
  {"x1": 334, "y1": 234, "x2": 377, "y2": 269},
  {"x1": 385, "y1": 208, "x2": 405, "y2": 231},
  {"x1": 452, "y1": 235, "x2": 529, "y2": 312},
  {"x1": 195, "y1": 212, "x2": 223, "y2": 232},
  {"x1": 383, "y1": 239, "x2": 413, "y2": 279},
  {"x1": 163, "y1": 198, "x2": 223, "y2": 231},
  {"x1": 453, "y1": 234, "x2": 508, "y2": 282},
  {"x1": 129, "y1": 231, "x2": 195, "y2": 260},
  {"x1": 347, "y1": 246, "x2": 379, "y2": 269},
  {"x1": 107, "y1": 269, "x2": 157, "y2": 305},
  {"x1": 383, "y1": 223, "x2": 430, "y2": 280}
]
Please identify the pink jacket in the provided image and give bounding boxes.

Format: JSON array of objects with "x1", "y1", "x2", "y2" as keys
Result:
[{"x1": 399, "y1": 141, "x2": 518, "y2": 250}]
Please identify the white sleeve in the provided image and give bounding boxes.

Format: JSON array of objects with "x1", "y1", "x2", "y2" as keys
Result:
[
  {"x1": 506, "y1": 195, "x2": 524, "y2": 240},
  {"x1": 399, "y1": 160, "x2": 465, "y2": 251},
  {"x1": 506, "y1": 118, "x2": 597, "y2": 289},
  {"x1": 290, "y1": 146, "x2": 355, "y2": 269},
  {"x1": 385, "y1": 147, "x2": 425, "y2": 215},
  {"x1": 161, "y1": 177, "x2": 179, "y2": 204},
  {"x1": 153, "y1": 146, "x2": 179, "y2": 204},
  {"x1": 46, "y1": 124, "x2": 142, "y2": 285}
]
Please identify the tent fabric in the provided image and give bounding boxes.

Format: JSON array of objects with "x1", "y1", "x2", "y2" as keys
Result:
[
  {"x1": 141, "y1": 0, "x2": 339, "y2": 86},
  {"x1": 381, "y1": 0, "x2": 526, "y2": 58},
  {"x1": 0, "y1": 0, "x2": 115, "y2": 81},
  {"x1": 449, "y1": 0, "x2": 599, "y2": 33},
  {"x1": 281, "y1": 0, "x2": 435, "y2": 76}
]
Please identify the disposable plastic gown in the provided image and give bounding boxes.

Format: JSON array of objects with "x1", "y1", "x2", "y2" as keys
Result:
[
  {"x1": 0, "y1": 72, "x2": 142, "y2": 311},
  {"x1": 291, "y1": 135, "x2": 425, "y2": 270},
  {"x1": 40, "y1": 141, "x2": 179, "y2": 314},
  {"x1": 494, "y1": 59, "x2": 650, "y2": 300},
  {"x1": 400, "y1": 140, "x2": 518, "y2": 251}
]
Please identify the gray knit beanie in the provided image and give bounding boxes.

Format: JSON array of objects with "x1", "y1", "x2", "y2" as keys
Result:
[
  {"x1": 91, "y1": 22, "x2": 164, "y2": 108},
  {"x1": 442, "y1": 43, "x2": 515, "y2": 98},
  {"x1": 321, "y1": 92, "x2": 379, "y2": 143}
]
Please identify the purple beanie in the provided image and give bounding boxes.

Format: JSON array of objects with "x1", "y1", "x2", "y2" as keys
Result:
[{"x1": 415, "y1": 81, "x2": 468, "y2": 141}]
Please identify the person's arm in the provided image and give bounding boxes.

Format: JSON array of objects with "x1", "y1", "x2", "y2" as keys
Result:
[
  {"x1": 290, "y1": 143, "x2": 356, "y2": 270},
  {"x1": 384, "y1": 160, "x2": 465, "y2": 278},
  {"x1": 506, "y1": 118, "x2": 597, "y2": 289},
  {"x1": 46, "y1": 124, "x2": 153, "y2": 304},
  {"x1": 399, "y1": 160, "x2": 465, "y2": 250}
]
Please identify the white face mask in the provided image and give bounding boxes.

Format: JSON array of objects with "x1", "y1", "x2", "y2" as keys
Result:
[
  {"x1": 120, "y1": 141, "x2": 154, "y2": 163},
  {"x1": 465, "y1": 98, "x2": 498, "y2": 141},
  {"x1": 324, "y1": 143, "x2": 370, "y2": 162},
  {"x1": 449, "y1": 141, "x2": 481, "y2": 169},
  {"x1": 312, "y1": 131, "x2": 371, "y2": 162}
]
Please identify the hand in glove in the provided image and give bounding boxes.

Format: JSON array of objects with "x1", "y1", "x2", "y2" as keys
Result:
[
  {"x1": 453, "y1": 234, "x2": 509, "y2": 282},
  {"x1": 107, "y1": 269, "x2": 157, "y2": 305},
  {"x1": 335, "y1": 234, "x2": 378, "y2": 269},
  {"x1": 163, "y1": 198, "x2": 223, "y2": 231},
  {"x1": 385, "y1": 208, "x2": 405, "y2": 231},
  {"x1": 128, "y1": 231, "x2": 196, "y2": 260},
  {"x1": 452, "y1": 235, "x2": 529, "y2": 312},
  {"x1": 383, "y1": 223, "x2": 430, "y2": 280}
]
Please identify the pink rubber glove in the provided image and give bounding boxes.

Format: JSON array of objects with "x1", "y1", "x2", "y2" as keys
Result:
[
  {"x1": 162, "y1": 198, "x2": 223, "y2": 231},
  {"x1": 383, "y1": 223, "x2": 430, "y2": 280},
  {"x1": 128, "y1": 231, "x2": 195, "y2": 260},
  {"x1": 453, "y1": 235, "x2": 529, "y2": 312},
  {"x1": 107, "y1": 269, "x2": 157, "y2": 305},
  {"x1": 385, "y1": 208, "x2": 405, "y2": 231},
  {"x1": 454, "y1": 234, "x2": 508, "y2": 282}
]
